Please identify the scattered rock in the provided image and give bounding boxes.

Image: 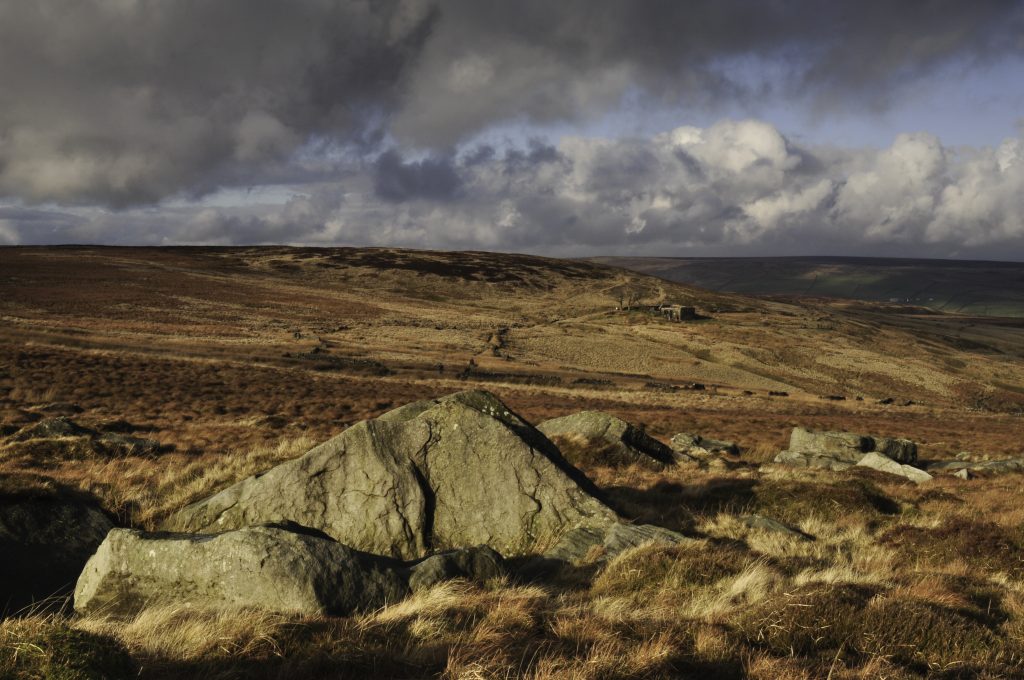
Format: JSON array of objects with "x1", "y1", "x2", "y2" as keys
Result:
[
  {"x1": 1, "y1": 478, "x2": 114, "y2": 612},
  {"x1": 768, "y1": 391, "x2": 789, "y2": 397},
  {"x1": 538, "y1": 411, "x2": 684, "y2": 467},
  {"x1": 878, "y1": 397, "x2": 895, "y2": 405},
  {"x1": 74, "y1": 523, "x2": 410, "y2": 617},
  {"x1": 166, "y1": 391, "x2": 618, "y2": 560},
  {"x1": 856, "y1": 452, "x2": 932, "y2": 484},
  {"x1": 670, "y1": 432, "x2": 739, "y2": 457},
  {"x1": 928, "y1": 459, "x2": 1024, "y2": 476},
  {"x1": 954, "y1": 469, "x2": 971, "y2": 480}
]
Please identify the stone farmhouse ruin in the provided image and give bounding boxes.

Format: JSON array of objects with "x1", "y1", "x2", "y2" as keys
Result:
[{"x1": 654, "y1": 303, "x2": 697, "y2": 321}]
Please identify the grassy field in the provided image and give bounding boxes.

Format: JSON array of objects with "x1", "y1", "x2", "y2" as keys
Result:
[
  {"x1": 3, "y1": 246, "x2": 1024, "y2": 678},
  {"x1": 596, "y1": 255, "x2": 1024, "y2": 317}
]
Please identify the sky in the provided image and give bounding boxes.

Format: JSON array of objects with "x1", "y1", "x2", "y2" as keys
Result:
[{"x1": 1, "y1": 0, "x2": 1023, "y2": 260}]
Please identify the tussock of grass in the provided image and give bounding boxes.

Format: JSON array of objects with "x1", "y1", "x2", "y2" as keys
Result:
[
  {"x1": 591, "y1": 542, "x2": 752, "y2": 599},
  {"x1": 747, "y1": 477, "x2": 901, "y2": 525},
  {"x1": 880, "y1": 520, "x2": 1024, "y2": 578},
  {"x1": 1, "y1": 617, "x2": 136, "y2": 680},
  {"x1": 739, "y1": 583, "x2": 1023, "y2": 673}
]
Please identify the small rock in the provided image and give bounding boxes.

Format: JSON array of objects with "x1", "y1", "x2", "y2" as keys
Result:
[
  {"x1": 741, "y1": 515, "x2": 813, "y2": 541},
  {"x1": 14, "y1": 417, "x2": 93, "y2": 441},
  {"x1": 408, "y1": 546, "x2": 506, "y2": 593},
  {"x1": 670, "y1": 433, "x2": 739, "y2": 457},
  {"x1": 954, "y1": 469, "x2": 971, "y2": 480}
]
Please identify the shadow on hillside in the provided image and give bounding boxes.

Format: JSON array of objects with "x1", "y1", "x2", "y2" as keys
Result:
[{"x1": 605, "y1": 477, "x2": 759, "y2": 530}]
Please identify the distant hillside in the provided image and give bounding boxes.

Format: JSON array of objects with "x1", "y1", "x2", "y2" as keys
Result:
[{"x1": 592, "y1": 256, "x2": 1024, "y2": 317}]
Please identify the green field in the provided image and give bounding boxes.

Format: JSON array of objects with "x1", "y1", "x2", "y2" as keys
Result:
[{"x1": 593, "y1": 256, "x2": 1024, "y2": 317}]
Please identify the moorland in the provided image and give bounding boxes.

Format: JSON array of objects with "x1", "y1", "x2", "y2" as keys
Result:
[{"x1": 3, "y1": 246, "x2": 1024, "y2": 679}]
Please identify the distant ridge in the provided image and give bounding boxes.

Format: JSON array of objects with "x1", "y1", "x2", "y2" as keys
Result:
[{"x1": 592, "y1": 256, "x2": 1024, "y2": 317}]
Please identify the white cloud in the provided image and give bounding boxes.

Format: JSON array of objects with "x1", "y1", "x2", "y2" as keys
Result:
[{"x1": 7, "y1": 119, "x2": 1024, "y2": 260}]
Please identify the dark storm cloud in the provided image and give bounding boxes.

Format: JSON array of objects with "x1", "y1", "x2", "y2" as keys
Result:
[
  {"x1": 1, "y1": 0, "x2": 1023, "y2": 208},
  {"x1": 373, "y1": 150, "x2": 462, "y2": 202},
  {"x1": 0, "y1": 0, "x2": 436, "y2": 206}
]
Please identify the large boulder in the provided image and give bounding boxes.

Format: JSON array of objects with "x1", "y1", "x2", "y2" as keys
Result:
[
  {"x1": 537, "y1": 411, "x2": 683, "y2": 468},
  {"x1": 165, "y1": 391, "x2": 617, "y2": 560},
  {"x1": 786, "y1": 428, "x2": 873, "y2": 463},
  {"x1": 74, "y1": 523, "x2": 410, "y2": 617},
  {"x1": 1, "y1": 477, "x2": 114, "y2": 613}
]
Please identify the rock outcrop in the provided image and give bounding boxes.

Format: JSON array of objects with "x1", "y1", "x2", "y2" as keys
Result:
[
  {"x1": 165, "y1": 391, "x2": 617, "y2": 560},
  {"x1": 537, "y1": 411, "x2": 684, "y2": 468},
  {"x1": 775, "y1": 427, "x2": 918, "y2": 470},
  {"x1": 1, "y1": 478, "x2": 114, "y2": 612}
]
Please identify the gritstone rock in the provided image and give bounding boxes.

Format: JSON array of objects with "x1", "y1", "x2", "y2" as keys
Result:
[{"x1": 165, "y1": 391, "x2": 618, "y2": 560}]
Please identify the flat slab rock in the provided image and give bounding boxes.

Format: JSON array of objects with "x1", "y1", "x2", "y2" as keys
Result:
[
  {"x1": 75, "y1": 523, "x2": 505, "y2": 617},
  {"x1": 856, "y1": 452, "x2": 932, "y2": 483},
  {"x1": 537, "y1": 411, "x2": 686, "y2": 467},
  {"x1": 164, "y1": 391, "x2": 617, "y2": 560}
]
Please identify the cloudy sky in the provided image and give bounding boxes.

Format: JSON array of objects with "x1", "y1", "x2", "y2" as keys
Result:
[{"x1": 1, "y1": 0, "x2": 1024, "y2": 259}]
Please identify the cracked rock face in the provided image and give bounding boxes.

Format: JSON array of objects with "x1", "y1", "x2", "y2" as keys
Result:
[
  {"x1": 74, "y1": 523, "x2": 411, "y2": 617},
  {"x1": 164, "y1": 391, "x2": 617, "y2": 560},
  {"x1": 537, "y1": 411, "x2": 682, "y2": 468}
]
